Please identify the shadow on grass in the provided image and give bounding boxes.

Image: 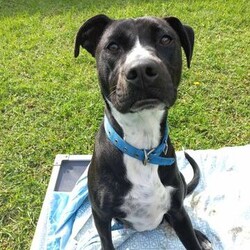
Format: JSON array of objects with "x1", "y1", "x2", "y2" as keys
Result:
[{"x1": 0, "y1": 0, "x2": 150, "y2": 18}]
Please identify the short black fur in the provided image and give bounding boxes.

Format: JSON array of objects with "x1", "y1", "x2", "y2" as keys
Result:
[{"x1": 75, "y1": 14, "x2": 212, "y2": 250}]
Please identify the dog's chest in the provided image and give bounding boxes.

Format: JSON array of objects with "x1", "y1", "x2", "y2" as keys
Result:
[
  {"x1": 121, "y1": 157, "x2": 174, "y2": 231},
  {"x1": 111, "y1": 107, "x2": 174, "y2": 231}
]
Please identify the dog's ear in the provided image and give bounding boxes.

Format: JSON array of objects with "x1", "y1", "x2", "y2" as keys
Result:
[
  {"x1": 165, "y1": 17, "x2": 194, "y2": 68},
  {"x1": 74, "y1": 14, "x2": 112, "y2": 58}
]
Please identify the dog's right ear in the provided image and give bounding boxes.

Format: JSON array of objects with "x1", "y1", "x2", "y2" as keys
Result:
[{"x1": 74, "y1": 14, "x2": 112, "y2": 58}]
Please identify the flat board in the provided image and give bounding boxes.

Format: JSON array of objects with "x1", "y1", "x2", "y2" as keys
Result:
[{"x1": 30, "y1": 155, "x2": 91, "y2": 250}]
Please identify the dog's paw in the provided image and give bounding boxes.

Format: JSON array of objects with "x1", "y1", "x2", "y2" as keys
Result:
[
  {"x1": 195, "y1": 229, "x2": 213, "y2": 250},
  {"x1": 201, "y1": 240, "x2": 213, "y2": 250}
]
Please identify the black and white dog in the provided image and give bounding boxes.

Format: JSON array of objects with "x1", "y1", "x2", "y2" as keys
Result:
[{"x1": 74, "y1": 14, "x2": 212, "y2": 250}]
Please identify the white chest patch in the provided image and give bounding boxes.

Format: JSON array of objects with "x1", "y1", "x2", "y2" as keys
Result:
[
  {"x1": 109, "y1": 103, "x2": 175, "y2": 232},
  {"x1": 121, "y1": 157, "x2": 174, "y2": 231}
]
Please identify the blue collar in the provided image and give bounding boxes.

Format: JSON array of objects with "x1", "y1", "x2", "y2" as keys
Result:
[{"x1": 104, "y1": 115, "x2": 175, "y2": 166}]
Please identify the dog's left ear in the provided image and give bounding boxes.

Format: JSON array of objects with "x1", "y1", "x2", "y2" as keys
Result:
[
  {"x1": 165, "y1": 17, "x2": 194, "y2": 68},
  {"x1": 74, "y1": 14, "x2": 112, "y2": 58}
]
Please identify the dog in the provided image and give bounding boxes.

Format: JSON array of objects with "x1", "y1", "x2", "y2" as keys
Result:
[{"x1": 74, "y1": 14, "x2": 212, "y2": 250}]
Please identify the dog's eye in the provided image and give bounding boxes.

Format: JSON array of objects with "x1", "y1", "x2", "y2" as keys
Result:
[
  {"x1": 159, "y1": 35, "x2": 172, "y2": 46},
  {"x1": 106, "y1": 42, "x2": 120, "y2": 52}
]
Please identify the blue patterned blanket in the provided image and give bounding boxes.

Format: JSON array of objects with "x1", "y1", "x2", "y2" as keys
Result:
[{"x1": 46, "y1": 145, "x2": 250, "y2": 250}]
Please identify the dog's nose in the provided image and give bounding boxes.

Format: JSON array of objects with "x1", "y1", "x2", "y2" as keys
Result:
[{"x1": 125, "y1": 61, "x2": 159, "y2": 87}]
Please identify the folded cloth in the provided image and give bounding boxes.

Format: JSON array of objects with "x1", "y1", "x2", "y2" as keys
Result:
[{"x1": 47, "y1": 145, "x2": 250, "y2": 250}]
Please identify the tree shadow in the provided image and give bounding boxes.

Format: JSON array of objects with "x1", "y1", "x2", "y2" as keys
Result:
[{"x1": 0, "y1": 0, "x2": 149, "y2": 18}]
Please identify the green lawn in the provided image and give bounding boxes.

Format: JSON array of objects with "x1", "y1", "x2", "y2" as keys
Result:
[{"x1": 0, "y1": 0, "x2": 249, "y2": 249}]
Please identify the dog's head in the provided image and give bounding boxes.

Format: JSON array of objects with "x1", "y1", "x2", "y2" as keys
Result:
[{"x1": 75, "y1": 15, "x2": 194, "y2": 114}]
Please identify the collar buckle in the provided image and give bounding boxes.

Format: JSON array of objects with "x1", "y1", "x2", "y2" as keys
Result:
[
  {"x1": 164, "y1": 141, "x2": 169, "y2": 155},
  {"x1": 143, "y1": 148, "x2": 155, "y2": 165}
]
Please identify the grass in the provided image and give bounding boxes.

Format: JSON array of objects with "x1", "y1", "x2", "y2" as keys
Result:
[{"x1": 0, "y1": 0, "x2": 249, "y2": 249}]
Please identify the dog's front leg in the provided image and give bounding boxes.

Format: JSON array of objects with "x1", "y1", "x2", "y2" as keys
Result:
[
  {"x1": 166, "y1": 207, "x2": 212, "y2": 250},
  {"x1": 92, "y1": 209, "x2": 115, "y2": 250}
]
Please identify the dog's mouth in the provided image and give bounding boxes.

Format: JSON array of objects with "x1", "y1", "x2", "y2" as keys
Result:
[{"x1": 130, "y1": 98, "x2": 165, "y2": 112}]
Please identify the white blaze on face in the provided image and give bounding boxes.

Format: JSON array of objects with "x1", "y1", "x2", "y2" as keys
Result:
[{"x1": 124, "y1": 38, "x2": 161, "y2": 67}]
